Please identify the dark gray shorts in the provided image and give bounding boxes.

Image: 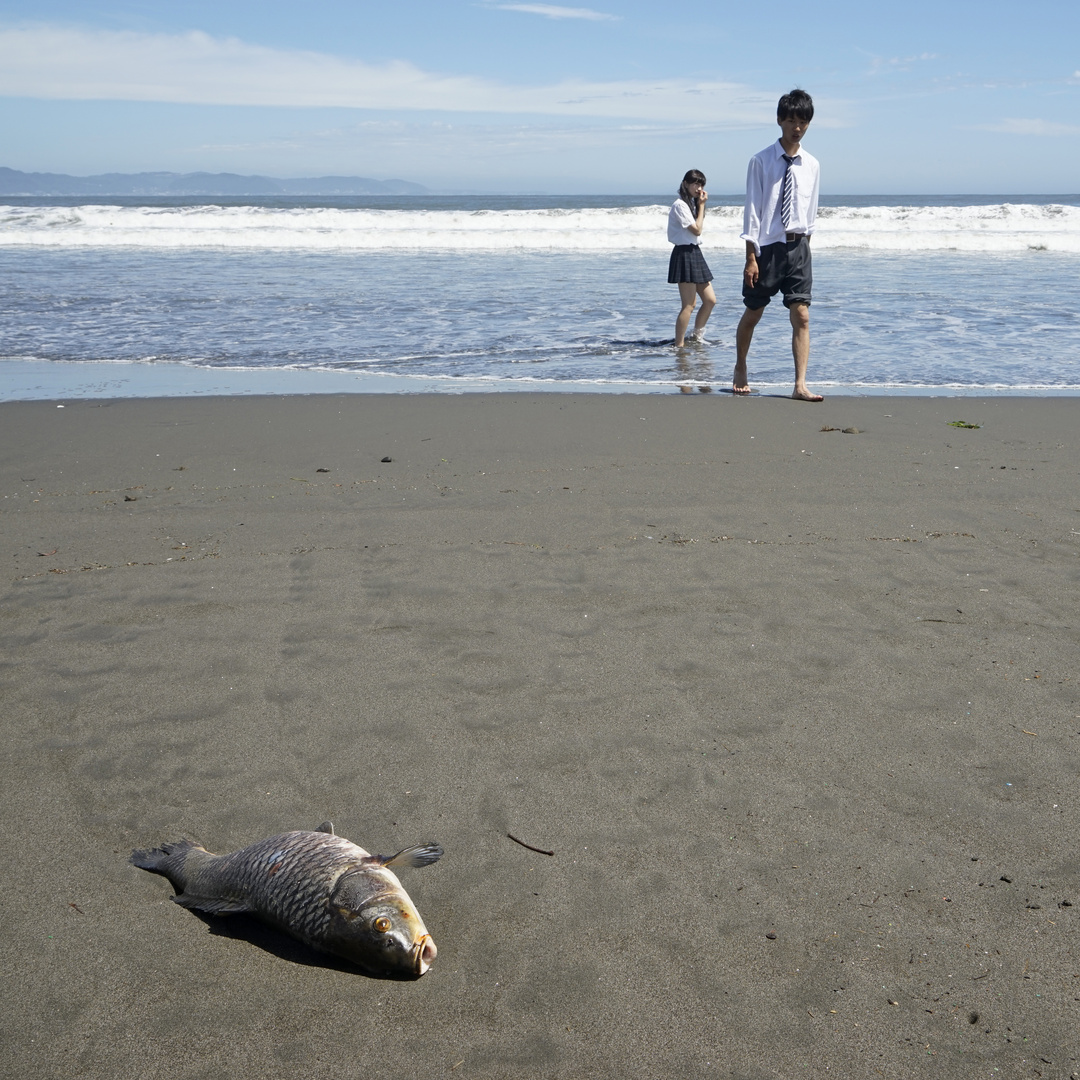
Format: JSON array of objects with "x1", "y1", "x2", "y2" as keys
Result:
[{"x1": 743, "y1": 235, "x2": 812, "y2": 309}]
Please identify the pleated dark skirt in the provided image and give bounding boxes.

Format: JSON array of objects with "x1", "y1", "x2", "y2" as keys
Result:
[{"x1": 668, "y1": 244, "x2": 713, "y2": 284}]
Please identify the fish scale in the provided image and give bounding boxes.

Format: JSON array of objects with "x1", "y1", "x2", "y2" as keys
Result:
[
  {"x1": 195, "y1": 831, "x2": 363, "y2": 943},
  {"x1": 131, "y1": 823, "x2": 442, "y2": 978}
]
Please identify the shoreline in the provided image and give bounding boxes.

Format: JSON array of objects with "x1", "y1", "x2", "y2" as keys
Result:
[
  {"x1": 2, "y1": 392, "x2": 1078, "y2": 1078},
  {"x1": 4, "y1": 358, "x2": 1080, "y2": 401}
]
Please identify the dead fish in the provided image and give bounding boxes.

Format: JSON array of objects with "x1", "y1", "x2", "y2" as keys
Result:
[{"x1": 130, "y1": 821, "x2": 441, "y2": 978}]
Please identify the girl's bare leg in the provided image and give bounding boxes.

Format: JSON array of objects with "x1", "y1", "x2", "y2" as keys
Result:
[
  {"x1": 675, "y1": 282, "x2": 698, "y2": 346},
  {"x1": 691, "y1": 282, "x2": 716, "y2": 340}
]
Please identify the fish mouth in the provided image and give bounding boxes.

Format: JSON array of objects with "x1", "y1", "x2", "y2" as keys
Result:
[{"x1": 412, "y1": 934, "x2": 437, "y2": 977}]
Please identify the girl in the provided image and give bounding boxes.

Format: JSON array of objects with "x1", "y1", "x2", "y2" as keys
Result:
[{"x1": 667, "y1": 169, "x2": 716, "y2": 347}]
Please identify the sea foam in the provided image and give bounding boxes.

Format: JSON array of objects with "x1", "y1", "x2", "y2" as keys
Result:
[{"x1": 2, "y1": 203, "x2": 1078, "y2": 252}]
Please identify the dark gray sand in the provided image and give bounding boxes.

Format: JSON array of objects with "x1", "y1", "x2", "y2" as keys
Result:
[{"x1": 1, "y1": 393, "x2": 1078, "y2": 1079}]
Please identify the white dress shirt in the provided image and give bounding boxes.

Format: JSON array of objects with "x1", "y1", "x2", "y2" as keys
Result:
[
  {"x1": 668, "y1": 198, "x2": 701, "y2": 246},
  {"x1": 740, "y1": 140, "x2": 820, "y2": 254}
]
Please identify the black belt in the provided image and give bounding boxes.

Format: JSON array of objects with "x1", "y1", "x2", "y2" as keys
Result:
[{"x1": 785, "y1": 232, "x2": 805, "y2": 242}]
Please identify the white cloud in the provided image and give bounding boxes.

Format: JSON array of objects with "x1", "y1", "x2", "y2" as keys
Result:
[
  {"x1": 861, "y1": 50, "x2": 939, "y2": 76},
  {"x1": 490, "y1": 4, "x2": 618, "y2": 19},
  {"x1": 0, "y1": 24, "x2": 768, "y2": 122},
  {"x1": 180, "y1": 115, "x2": 758, "y2": 191},
  {"x1": 978, "y1": 117, "x2": 1080, "y2": 136}
]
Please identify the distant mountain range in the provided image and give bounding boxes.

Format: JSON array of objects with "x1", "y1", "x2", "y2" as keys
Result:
[{"x1": 0, "y1": 167, "x2": 427, "y2": 196}]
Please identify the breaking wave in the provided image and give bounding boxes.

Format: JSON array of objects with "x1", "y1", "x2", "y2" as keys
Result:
[{"x1": 2, "y1": 202, "x2": 1079, "y2": 252}]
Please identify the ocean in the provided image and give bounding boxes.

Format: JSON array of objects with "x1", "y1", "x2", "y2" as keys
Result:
[{"x1": 2, "y1": 194, "x2": 1078, "y2": 399}]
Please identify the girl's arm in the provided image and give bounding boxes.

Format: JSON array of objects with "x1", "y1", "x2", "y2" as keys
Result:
[{"x1": 686, "y1": 190, "x2": 708, "y2": 236}]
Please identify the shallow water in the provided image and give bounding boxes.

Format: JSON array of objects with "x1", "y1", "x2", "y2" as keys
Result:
[{"x1": 1, "y1": 245, "x2": 1077, "y2": 393}]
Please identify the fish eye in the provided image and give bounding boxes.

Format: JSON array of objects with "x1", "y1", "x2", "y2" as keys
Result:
[{"x1": 373, "y1": 916, "x2": 392, "y2": 933}]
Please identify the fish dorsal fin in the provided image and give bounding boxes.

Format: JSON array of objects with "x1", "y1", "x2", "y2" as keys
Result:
[
  {"x1": 377, "y1": 843, "x2": 444, "y2": 870},
  {"x1": 316, "y1": 820, "x2": 335, "y2": 835}
]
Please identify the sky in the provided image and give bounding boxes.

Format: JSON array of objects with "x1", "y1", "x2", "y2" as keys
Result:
[{"x1": 1, "y1": 0, "x2": 1078, "y2": 193}]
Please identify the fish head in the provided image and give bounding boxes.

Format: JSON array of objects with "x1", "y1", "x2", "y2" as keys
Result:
[{"x1": 326, "y1": 866, "x2": 437, "y2": 979}]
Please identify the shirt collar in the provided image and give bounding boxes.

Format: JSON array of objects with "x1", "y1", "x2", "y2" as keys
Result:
[{"x1": 774, "y1": 139, "x2": 802, "y2": 163}]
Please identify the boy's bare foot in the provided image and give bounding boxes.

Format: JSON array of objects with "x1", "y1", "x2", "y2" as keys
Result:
[
  {"x1": 791, "y1": 390, "x2": 824, "y2": 402},
  {"x1": 732, "y1": 361, "x2": 751, "y2": 394}
]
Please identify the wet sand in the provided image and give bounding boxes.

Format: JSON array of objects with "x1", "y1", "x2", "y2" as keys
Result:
[{"x1": 1, "y1": 393, "x2": 1077, "y2": 1079}]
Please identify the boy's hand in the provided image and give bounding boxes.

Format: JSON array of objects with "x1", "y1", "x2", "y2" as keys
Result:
[{"x1": 743, "y1": 255, "x2": 759, "y2": 288}]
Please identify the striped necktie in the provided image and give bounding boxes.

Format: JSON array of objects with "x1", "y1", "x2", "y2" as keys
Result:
[{"x1": 781, "y1": 154, "x2": 796, "y2": 231}]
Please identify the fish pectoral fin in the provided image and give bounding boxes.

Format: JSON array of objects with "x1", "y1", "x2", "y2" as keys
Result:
[
  {"x1": 172, "y1": 893, "x2": 252, "y2": 916},
  {"x1": 377, "y1": 843, "x2": 444, "y2": 870},
  {"x1": 316, "y1": 820, "x2": 335, "y2": 835}
]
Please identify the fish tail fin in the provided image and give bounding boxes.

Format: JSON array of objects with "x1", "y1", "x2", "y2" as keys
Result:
[
  {"x1": 129, "y1": 839, "x2": 205, "y2": 884},
  {"x1": 131, "y1": 841, "x2": 249, "y2": 916}
]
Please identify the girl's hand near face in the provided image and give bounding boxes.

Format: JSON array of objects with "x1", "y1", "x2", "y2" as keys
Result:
[{"x1": 693, "y1": 188, "x2": 707, "y2": 233}]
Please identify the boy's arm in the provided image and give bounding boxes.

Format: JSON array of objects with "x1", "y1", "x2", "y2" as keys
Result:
[
  {"x1": 806, "y1": 160, "x2": 820, "y2": 235},
  {"x1": 743, "y1": 241, "x2": 759, "y2": 288},
  {"x1": 741, "y1": 157, "x2": 764, "y2": 285}
]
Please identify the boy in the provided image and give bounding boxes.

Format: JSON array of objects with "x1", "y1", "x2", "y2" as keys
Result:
[{"x1": 734, "y1": 89, "x2": 823, "y2": 401}]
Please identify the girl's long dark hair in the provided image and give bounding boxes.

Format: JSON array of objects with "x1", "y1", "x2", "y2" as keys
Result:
[{"x1": 678, "y1": 169, "x2": 706, "y2": 216}]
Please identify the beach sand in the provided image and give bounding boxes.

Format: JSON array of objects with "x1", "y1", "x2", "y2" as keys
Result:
[{"x1": 1, "y1": 393, "x2": 1077, "y2": 1079}]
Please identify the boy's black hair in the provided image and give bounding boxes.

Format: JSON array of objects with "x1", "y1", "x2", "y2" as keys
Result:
[{"x1": 777, "y1": 89, "x2": 814, "y2": 123}]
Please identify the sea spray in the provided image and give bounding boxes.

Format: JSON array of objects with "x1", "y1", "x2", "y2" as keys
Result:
[{"x1": 3, "y1": 202, "x2": 1079, "y2": 253}]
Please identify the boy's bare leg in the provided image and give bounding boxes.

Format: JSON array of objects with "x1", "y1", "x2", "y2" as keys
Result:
[
  {"x1": 789, "y1": 302, "x2": 823, "y2": 401},
  {"x1": 733, "y1": 305, "x2": 763, "y2": 394}
]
